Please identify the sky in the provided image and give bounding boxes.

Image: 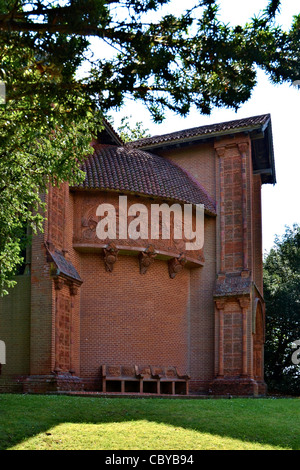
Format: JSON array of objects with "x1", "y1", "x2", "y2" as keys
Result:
[{"x1": 107, "y1": 0, "x2": 300, "y2": 254}]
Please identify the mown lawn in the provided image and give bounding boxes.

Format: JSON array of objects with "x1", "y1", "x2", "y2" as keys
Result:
[{"x1": 0, "y1": 394, "x2": 299, "y2": 450}]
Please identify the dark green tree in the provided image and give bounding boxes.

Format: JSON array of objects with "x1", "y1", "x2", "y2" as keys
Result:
[
  {"x1": 0, "y1": 0, "x2": 299, "y2": 294},
  {"x1": 264, "y1": 225, "x2": 300, "y2": 395}
]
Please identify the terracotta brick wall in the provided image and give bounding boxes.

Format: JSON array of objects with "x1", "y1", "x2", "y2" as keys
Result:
[
  {"x1": 161, "y1": 142, "x2": 217, "y2": 391},
  {"x1": 189, "y1": 217, "x2": 216, "y2": 391},
  {"x1": 79, "y1": 253, "x2": 190, "y2": 382}
]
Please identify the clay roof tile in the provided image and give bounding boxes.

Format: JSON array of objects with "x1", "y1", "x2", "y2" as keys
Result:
[{"x1": 74, "y1": 145, "x2": 216, "y2": 215}]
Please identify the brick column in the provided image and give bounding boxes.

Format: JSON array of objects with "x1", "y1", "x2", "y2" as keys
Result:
[
  {"x1": 54, "y1": 277, "x2": 64, "y2": 374},
  {"x1": 69, "y1": 282, "x2": 79, "y2": 375},
  {"x1": 215, "y1": 147, "x2": 226, "y2": 274},
  {"x1": 215, "y1": 299, "x2": 226, "y2": 378},
  {"x1": 239, "y1": 297, "x2": 250, "y2": 377},
  {"x1": 238, "y1": 143, "x2": 249, "y2": 273}
]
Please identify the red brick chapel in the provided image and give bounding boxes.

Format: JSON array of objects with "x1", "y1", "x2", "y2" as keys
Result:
[{"x1": 0, "y1": 114, "x2": 276, "y2": 396}]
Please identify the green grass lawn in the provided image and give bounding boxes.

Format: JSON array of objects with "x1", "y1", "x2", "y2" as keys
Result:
[{"x1": 0, "y1": 394, "x2": 299, "y2": 450}]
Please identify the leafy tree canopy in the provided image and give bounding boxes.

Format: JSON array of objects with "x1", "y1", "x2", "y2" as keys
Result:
[
  {"x1": 1, "y1": 0, "x2": 299, "y2": 118},
  {"x1": 0, "y1": 0, "x2": 299, "y2": 293},
  {"x1": 115, "y1": 115, "x2": 151, "y2": 142},
  {"x1": 264, "y1": 225, "x2": 300, "y2": 395}
]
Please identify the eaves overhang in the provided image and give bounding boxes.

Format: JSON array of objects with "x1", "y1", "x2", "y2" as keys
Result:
[{"x1": 128, "y1": 114, "x2": 276, "y2": 185}]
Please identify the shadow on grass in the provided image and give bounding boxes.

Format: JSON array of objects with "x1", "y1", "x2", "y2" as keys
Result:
[{"x1": 0, "y1": 394, "x2": 299, "y2": 450}]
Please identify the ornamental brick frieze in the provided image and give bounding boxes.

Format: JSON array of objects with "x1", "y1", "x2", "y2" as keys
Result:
[{"x1": 73, "y1": 191, "x2": 205, "y2": 266}]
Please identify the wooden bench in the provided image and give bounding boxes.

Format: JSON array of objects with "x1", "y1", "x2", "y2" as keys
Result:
[{"x1": 101, "y1": 364, "x2": 190, "y2": 395}]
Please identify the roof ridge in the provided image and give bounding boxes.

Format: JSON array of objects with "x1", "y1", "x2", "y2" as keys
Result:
[{"x1": 126, "y1": 114, "x2": 271, "y2": 149}]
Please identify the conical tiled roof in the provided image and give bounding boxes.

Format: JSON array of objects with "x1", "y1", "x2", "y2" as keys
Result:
[{"x1": 74, "y1": 144, "x2": 216, "y2": 215}]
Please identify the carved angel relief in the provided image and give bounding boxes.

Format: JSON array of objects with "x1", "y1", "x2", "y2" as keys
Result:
[{"x1": 82, "y1": 215, "x2": 98, "y2": 240}]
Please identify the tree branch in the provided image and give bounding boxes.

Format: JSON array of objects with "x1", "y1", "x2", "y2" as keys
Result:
[{"x1": 0, "y1": 18, "x2": 137, "y2": 43}]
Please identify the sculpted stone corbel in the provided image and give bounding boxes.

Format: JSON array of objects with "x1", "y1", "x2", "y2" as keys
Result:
[
  {"x1": 237, "y1": 142, "x2": 249, "y2": 155},
  {"x1": 103, "y1": 242, "x2": 119, "y2": 272},
  {"x1": 68, "y1": 282, "x2": 79, "y2": 296},
  {"x1": 54, "y1": 277, "x2": 65, "y2": 290},
  {"x1": 139, "y1": 245, "x2": 157, "y2": 274},
  {"x1": 215, "y1": 146, "x2": 226, "y2": 158},
  {"x1": 215, "y1": 299, "x2": 226, "y2": 311},
  {"x1": 238, "y1": 297, "x2": 251, "y2": 310},
  {"x1": 168, "y1": 254, "x2": 187, "y2": 279}
]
